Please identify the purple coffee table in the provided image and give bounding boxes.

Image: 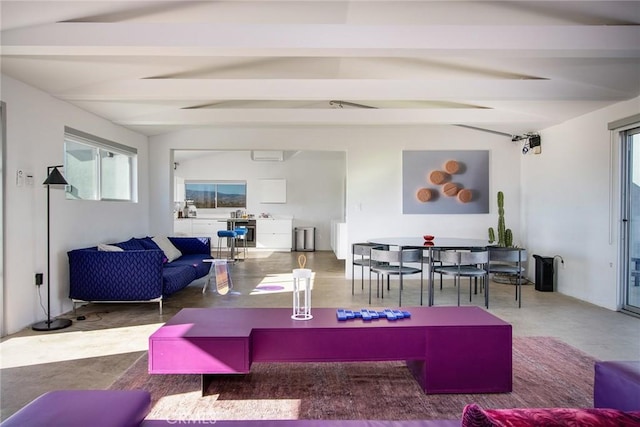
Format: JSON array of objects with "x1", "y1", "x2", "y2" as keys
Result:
[{"x1": 149, "y1": 306, "x2": 512, "y2": 394}]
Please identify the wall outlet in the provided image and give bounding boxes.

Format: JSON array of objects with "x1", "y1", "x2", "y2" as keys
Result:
[{"x1": 35, "y1": 273, "x2": 43, "y2": 286}]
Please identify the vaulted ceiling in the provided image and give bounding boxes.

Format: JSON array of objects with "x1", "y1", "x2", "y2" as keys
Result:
[{"x1": 1, "y1": 1, "x2": 639, "y2": 136}]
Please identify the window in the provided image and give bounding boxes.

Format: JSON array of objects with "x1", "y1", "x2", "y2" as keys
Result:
[
  {"x1": 185, "y1": 181, "x2": 246, "y2": 208},
  {"x1": 64, "y1": 127, "x2": 137, "y2": 201}
]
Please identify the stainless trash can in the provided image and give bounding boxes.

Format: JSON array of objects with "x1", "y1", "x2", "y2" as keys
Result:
[{"x1": 295, "y1": 227, "x2": 315, "y2": 252}]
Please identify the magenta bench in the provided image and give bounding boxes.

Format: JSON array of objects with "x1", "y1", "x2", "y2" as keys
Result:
[{"x1": 148, "y1": 306, "x2": 512, "y2": 394}]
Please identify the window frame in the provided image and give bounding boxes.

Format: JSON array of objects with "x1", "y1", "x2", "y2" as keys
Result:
[
  {"x1": 184, "y1": 180, "x2": 247, "y2": 209},
  {"x1": 64, "y1": 127, "x2": 137, "y2": 202}
]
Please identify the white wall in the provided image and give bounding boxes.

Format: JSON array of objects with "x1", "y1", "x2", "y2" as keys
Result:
[
  {"x1": 345, "y1": 127, "x2": 521, "y2": 248},
  {"x1": 149, "y1": 125, "x2": 522, "y2": 277},
  {"x1": 174, "y1": 150, "x2": 345, "y2": 250},
  {"x1": 1, "y1": 75, "x2": 149, "y2": 335},
  {"x1": 149, "y1": 127, "x2": 353, "y2": 236},
  {"x1": 522, "y1": 96, "x2": 640, "y2": 310}
]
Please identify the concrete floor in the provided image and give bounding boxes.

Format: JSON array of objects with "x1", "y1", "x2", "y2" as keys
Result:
[{"x1": 1, "y1": 250, "x2": 639, "y2": 420}]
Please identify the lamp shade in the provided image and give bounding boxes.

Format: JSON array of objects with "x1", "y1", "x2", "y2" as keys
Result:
[{"x1": 43, "y1": 167, "x2": 68, "y2": 186}]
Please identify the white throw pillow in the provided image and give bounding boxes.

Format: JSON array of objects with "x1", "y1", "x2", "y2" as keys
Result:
[
  {"x1": 98, "y1": 243, "x2": 124, "y2": 252},
  {"x1": 152, "y1": 236, "x2": 182, "y2": 263}
]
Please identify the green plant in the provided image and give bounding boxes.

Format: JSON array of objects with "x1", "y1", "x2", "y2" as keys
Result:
[{"x1": 488, "y1": 191, "x2": 513, "y2": 247}]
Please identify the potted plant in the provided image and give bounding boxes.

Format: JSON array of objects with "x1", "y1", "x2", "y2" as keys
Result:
[
  {"x1": 488, "y1": 191, "x2": 518, "y2": 284},
  {"x1": 488, "y1": 191, "x2": 513, "y2": 247}
]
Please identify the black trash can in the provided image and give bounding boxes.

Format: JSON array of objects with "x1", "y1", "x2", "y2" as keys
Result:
[{"x1": 533, "y1": 255, "x2": 554, "y2": 292}]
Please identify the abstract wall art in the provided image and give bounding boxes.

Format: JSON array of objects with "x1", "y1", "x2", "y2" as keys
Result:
[{"x1": 402, "y1": 150, "x2": 489, "y2": 214}]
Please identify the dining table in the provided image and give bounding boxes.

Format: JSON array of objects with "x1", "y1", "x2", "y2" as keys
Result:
[{"x1": 367, "y1": 237, "x2": 492, "y2": 306}]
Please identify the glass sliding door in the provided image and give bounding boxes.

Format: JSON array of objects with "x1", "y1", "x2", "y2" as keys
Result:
[
  {"x1": 622, "y1": 126, "x2": 640, "y2": 315},
  {"x1": 0, "y1": 102, "x2": 4, "y2": 336}
]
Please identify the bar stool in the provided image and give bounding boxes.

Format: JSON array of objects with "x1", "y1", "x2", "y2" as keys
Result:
[
  {"x1": 217, "y1": 229, "x2": 237, "y2": 260},
  {"x1": 234, "y1": 226, "x2": 248, "y2": 259}
]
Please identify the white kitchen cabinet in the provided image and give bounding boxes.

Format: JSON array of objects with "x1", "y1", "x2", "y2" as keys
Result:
[
  {"x1": 173, "y1": 218, "x2": 227, "y2": 249},
  {"x1": 331, "y1": 220, "x2": 347, "y2": 260},
  {"x1": 174, "y1": 175, "x2": 185, "y2": 203},
  {"x1": 256, "y1": 218, "x2": 292, "y2": 251},
  {"x1": 173, "y1": 219, "x2": 192, "y2": 236},
  {"x1": 192, "y1": 219, "x2": 228, "y2": 248}
]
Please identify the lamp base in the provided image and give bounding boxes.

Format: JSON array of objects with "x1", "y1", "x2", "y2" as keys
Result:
[{"x1": 32, "y1": 318, "x2": 72, "y2": 331}]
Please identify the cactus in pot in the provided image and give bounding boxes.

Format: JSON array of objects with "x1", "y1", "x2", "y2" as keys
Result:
[{"x1": 488, "y1": 191, "x2": 513, "y2": 247}]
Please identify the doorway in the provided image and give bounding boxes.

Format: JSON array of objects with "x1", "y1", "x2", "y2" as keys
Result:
[{"x1": 621, "y1": 126, "x2": 640, "y2": 316}]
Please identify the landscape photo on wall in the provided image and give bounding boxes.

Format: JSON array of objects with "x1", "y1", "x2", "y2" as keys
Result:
[{"x1": 185, "y1": 182, "x2": 247, "y2": 208}]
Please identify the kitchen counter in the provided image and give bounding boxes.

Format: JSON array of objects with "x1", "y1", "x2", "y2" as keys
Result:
[{"x1": 174, "y1": 217, "x2": 292, "y2": 251}]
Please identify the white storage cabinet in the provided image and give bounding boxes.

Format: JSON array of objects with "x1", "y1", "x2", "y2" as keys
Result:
[{"x1": 256, "y1": 219, "x2": 292, "y2": 251}]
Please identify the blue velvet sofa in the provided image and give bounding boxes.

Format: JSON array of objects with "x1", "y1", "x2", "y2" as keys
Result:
[{"x1": 68, "y1": 236, "x2": 212, "y2": 313}]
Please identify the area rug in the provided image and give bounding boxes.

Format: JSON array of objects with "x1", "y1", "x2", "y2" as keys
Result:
[{"x1": 109, "y1": 337, "x2": 595, "y2": 421}]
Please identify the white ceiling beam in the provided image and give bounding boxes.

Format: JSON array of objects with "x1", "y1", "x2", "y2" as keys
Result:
[
  {"x1": 3, "y1": 23, "x2": 639, "y2": 57},
  {"x1": 114, "y1": 108, "x2": 543, "y2": 126},
  {"x1": 56, "y1": 78, "x2": 629, "y2": 102}
]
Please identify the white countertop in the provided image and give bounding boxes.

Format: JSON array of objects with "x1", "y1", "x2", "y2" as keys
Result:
[{"x1": 176, "y1": 215, "x2": 293, "y2": 220}]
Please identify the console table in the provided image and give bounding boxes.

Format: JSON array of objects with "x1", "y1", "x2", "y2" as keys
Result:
[{"x1": 148, "y1": 306, "x2": 512, "y2": 394}]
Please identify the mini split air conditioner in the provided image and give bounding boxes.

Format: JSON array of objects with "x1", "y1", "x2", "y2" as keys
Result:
[{"x1": 251, "y1": 150, "x2": 284, "y2": 161}]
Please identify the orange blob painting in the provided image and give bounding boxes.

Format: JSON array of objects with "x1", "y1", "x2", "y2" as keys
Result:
[{"x1": 402, "y1": 150, "x2": 489, "y2": 214}]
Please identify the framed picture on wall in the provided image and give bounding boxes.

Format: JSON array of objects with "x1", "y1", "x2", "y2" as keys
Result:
[{"x1": 402, "y1": 150, "x2": 489, "y2": 214}]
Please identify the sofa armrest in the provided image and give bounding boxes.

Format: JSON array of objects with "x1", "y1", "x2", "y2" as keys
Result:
[
  {"x1": 168, "y1": 237, "x2": 211, "y2": 255},
  {"x1": 68, "y1": 249, "x2": 164, "y2": 301}
]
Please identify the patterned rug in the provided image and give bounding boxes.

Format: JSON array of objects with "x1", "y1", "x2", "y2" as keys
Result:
[{"x1": 109, "y1": 337, "x2": 595, "y2": 421}]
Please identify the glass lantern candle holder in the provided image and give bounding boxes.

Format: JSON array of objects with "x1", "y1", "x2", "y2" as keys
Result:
[{"x1": 291, "y1": 268, "x2": 313, "y2": 320}]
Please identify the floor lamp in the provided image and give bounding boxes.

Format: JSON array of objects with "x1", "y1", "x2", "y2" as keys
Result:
[{"x1": 32, "y1": 165, "x2": 72, "y2": 331}]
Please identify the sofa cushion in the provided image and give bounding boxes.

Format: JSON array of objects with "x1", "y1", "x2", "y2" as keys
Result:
[
  {"x1": 1, "y1": 389, "x2": 150, "y2": 427},
  {"x1": 461, "y1": 403, "x2": 640, "y2": 427},
  {"x1": 152, "y1": 235, "x2": 183, "y2": 262},
  {"x1": 115, "y1": 238, "x2": 145, "y2": 251},
  {"x1": 170, "y1": 253, "x2": 212, "y2": 278},
  {"x1": 594, "y1": 361, "x2": 640, "y2": 411},
  {"x1": 136, "y1": 237, "x2": 168, "y2": 263},
  {"x1": 97, "y1": 243, "x2": 124, "y2": 252},
  {"x1": 142, "y1": 420, "x2": 462, "y2": 427},
  {"x1": 168, "y1": 236, "x2": 211, "y2": 255},
  {"x1": 137, "y1": 236, "x2": 160, "y2": 250},
  {"x1": 162, "y1": 264, "x2": 197, "y2": 296}
]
